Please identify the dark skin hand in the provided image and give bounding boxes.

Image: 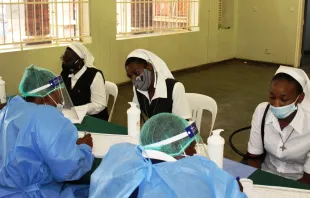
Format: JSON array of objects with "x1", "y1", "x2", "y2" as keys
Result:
[
  {"x1": 0, "y1": 103, "x2": 6, "y2": 110},
  {"x1": 298, "y1": 173, "x2": 310, "y2": 184},
  {"x1": 76, "y1": 133, "x2": 93, "y2": 148},
  {"x1": 248, "y1": 79, "x2": 310, "y2": 184},
  {"x1": 125, "y1": 62, "x2": 156, "y2": 99},
  {"x1": 247, "y1": 152, "x2": 262, "y2": 169}
]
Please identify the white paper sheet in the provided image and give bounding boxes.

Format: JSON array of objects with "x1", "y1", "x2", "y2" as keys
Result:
[
  {"x1": 74, "y1": 106, "x2": 87, "y2": 123},
  {"x1": 63, "y1": 106, "x2": 87, "y2": 124},
  {"x1": 251, "y1": 185, "x2": 310, "y2": 198},
  {"x1": 241, "y1": 179, "x2": 310, "y2": 198},
  {"x1": 78, "y1": 132, "x2": 139, "y2": 158}
]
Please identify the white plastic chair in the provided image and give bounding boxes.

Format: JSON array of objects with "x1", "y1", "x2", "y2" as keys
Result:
[
  {"x1": 105, "y1": 81, "x2": 118, "y2": 122},
  {"x1": 186, "y1": 93, "x2": 218, "y2": 136}
]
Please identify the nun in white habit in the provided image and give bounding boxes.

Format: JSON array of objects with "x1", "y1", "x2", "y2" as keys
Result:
[
  {"x1": 61, "y1": 42, "x2": 109, "y2": 120},
  {"x1": 247, "y1": 66, "x2": 310, "y2": 184},
  {"x1": 125, "y1": 49, "x2": 191, "y2": 120}
]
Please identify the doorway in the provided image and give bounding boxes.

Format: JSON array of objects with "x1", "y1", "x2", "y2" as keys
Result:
[{"x1": 300, "y1": 0, "x2": 310, "y2": 69}]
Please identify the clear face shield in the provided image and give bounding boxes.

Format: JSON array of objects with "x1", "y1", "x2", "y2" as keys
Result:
[
  {"x1": 28, "y1": 76, "x2": 79, "y2": 123},
  {"x1": 144, "y1": 122, "x2": 209, "y2": 158}
]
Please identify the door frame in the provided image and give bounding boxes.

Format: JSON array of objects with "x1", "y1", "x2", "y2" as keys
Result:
[{"x1": 295, "y1": 0, "x2": 306, "y2": 67}]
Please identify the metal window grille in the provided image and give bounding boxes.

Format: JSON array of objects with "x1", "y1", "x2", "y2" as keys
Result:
[
  {"x1": 218, "y1": 0, "x2": 222, "y2": 29},
  {"x1": 0, "y1": 0, "x2": 90, "y2": 52},
  {"x1": 218, "y1": 0, "x2": 234, "y2": 29},
  {"x1": 117, "y1": 0, "x2": 199, "y2": 37}
]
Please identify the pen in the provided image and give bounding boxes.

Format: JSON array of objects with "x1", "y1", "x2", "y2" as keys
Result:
[{"x1": 236, "y1": 176, "x2": 240, "y2": 181}]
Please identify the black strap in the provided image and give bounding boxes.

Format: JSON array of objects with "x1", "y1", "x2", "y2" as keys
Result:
[
  {"x1": 260, "y1": 104, "x2": 270, "y2": 160},
  {"x1": 228, "y1": 104, "x2": 270, "y2": 160}
]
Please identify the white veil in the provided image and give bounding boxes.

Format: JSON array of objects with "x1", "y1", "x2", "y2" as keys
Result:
[
  {"x1": 276, "y1": 66, "x2": 310, "y2": 114},
  {"x1": 127, "y1": 49, "x2": 174, "y2": 79},
  {"x1": 68, "y1": 42, "x2": 95, "y2": 68}
]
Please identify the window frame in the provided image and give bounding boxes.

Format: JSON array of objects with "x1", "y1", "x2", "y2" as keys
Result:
[
  {"x1": 0, "y1": 0, "x2": 91, "y2": 53},
  {"x1": 116, "y1": 0, "x2": 200, "y2": 39}
]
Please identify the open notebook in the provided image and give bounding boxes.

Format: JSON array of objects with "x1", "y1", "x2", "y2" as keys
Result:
[
  {"x1": 241, "y1": 179, "x2": 310, "y2": 198},
  {"x1": 78, "y1": 132, "x2": 139, "y2": 158}
]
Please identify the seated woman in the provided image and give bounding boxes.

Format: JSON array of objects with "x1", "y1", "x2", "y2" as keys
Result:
[
  {"x1": 0, "y1": 65, "x2": 94, "y2": 197},
  {"x1": 89, "y1": 113, "x2": 245, "y2": 198},
  {"x1": 125, "y1": 49, "x2": 191, "y2": 120},
  {"x1": 61, "y1": 42, "x2": 109, "y2": 120},
  {"x1": 248, "y1": 66, "x2": 310, "y2": 183}
]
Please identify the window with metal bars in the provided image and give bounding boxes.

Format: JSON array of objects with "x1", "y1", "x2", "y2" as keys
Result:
[
  {"x1": 218, "y1": 0, "x2": 222, "y2": 29},
  {"x1": 0, "y1": 0, "x2": 90, "y2": 52},
  {"x1": 117, "y1": 0, "x2": 199, "y2": 38},
  {"x1": 218, "y1": 0, "x2": 234, "y2": 29}
]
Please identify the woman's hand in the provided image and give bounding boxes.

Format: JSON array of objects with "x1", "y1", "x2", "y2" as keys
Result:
[
  {"x1": 77, "y1": 133, "x2": 93, "y2": 148},
  {"x1": 298, "y1": 172, "x2": 310, "y2": 184},
  {"x1": 0, "y1": 103, "x2": 6, "y2": 110},
  {"x1": 247, "y1": 152, "x2": 263, "y2": 169}
]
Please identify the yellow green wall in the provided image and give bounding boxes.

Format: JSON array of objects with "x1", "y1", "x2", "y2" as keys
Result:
[
  {"x1": 235, "y1": 0, "x2": 302, "y2": 65},
  {"x1": 0, "y1": 0, "x2": 236, "y2": 95},
  {"x1": 1, "y1": 0, "x2": 305, "y2": 95}
]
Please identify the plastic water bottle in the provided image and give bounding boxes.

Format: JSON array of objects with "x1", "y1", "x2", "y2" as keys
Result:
[
  {"x1": 127, "y1": 102, "x2": 141, "y2": 142},
  {"x1": 0, "y1": 76, "x2": 6, "y2": 104},
  {"x1": 207, "y1": 129, "x2": 225, "y2": 168}
]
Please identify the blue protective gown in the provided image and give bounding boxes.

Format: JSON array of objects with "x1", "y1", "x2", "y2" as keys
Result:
[
  {"x1": 0, "y1": 96, "x2": 94, "y2": 198},
  {"x1": 89, "y1": 143, "x2": 247, "y2": 198}
]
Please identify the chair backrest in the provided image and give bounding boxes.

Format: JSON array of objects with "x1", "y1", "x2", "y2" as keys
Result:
[
  {"x1": 186, "y1": 93, "x2": 218, "y2": 136},
  {"x1": 105, "y1": 81, "x2": 118, "y2": 122}
]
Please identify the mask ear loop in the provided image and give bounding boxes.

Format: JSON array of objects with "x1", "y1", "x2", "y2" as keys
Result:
[
  {"x1": 47, "y1": 83, "x2": 64, "y2": 106},
  {"x1": 148, "y1": 62, "x2": 157, "y2": 89},
  {"x1": 144, "y1": 56, "x2": 157, "y2": 89},
  {"x1": 75, "y1": 59, "x2": 83, "y2": 70},
  {"x1": 68, "y1": 59, "x2": 80, "y2": 75},
  {"x1": 47, "y1": 94, "x2": 58, "y2": 106}
]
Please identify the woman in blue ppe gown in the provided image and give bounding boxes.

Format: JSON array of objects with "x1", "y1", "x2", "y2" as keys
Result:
[
  {"x1": 0, "y1": 66, "x2": 94, "y2": 197},
  {"x1": 89, "y1": 113, "x2": 246, "y2": 198}
]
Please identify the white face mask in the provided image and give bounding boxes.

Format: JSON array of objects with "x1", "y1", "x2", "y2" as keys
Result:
[{"x1": 270, "y1": 96, "x2": 300, "y2": 119}]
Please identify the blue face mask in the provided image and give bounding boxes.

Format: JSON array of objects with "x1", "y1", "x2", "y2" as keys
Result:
[{"x1": 270, "y1": 96, "x2": 299, "y2": 119}]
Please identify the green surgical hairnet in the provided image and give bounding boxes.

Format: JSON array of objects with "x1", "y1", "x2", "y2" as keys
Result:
[
  {"x1": 140, "y1": 113, "x2": 196, "y2": 157},
  {"x1": 19, "y1": 65, "x2": 58, "y2": 98}
]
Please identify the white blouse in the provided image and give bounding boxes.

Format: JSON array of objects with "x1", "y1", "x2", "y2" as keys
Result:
[{"x1": 248, "y1": 102, "x2": 310, "y2": 180}]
